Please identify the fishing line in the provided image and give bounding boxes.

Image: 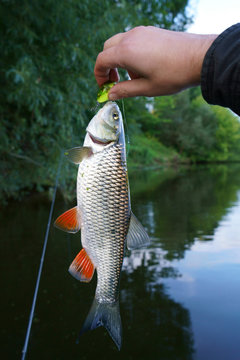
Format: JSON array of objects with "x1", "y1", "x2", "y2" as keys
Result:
[
  {"x1": 121, "y1": 99, "x2": 131, "y2": 157},
  {"x1": 90, "y1": 101, "x2": 101, "y2": 113},
  {"x1": 21, "y1": 150, "x2": 63, "y2": 360}
]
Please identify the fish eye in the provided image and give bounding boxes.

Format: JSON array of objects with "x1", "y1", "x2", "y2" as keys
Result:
[{"x1": 112, "y1": 112, "x2": 119, "y2": 120}]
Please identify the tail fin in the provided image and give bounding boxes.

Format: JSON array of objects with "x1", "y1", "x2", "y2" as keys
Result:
[{"x1": 79, "y1": 298, "x2": 122, "y2": 350}]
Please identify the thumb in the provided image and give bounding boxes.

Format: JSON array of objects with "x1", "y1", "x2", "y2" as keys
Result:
[{"x1": 108, "y1": 78, "x2": 150, "y2": 100}]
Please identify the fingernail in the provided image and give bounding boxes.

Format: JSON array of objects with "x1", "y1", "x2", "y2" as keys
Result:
[{"x1": 108, "y1": 92, "x2": 118, "y2": 101}]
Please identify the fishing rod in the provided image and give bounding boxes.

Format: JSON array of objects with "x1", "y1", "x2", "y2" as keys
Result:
[{"x1": 21, "y1": 151, "x2": 63, "y2": 360}]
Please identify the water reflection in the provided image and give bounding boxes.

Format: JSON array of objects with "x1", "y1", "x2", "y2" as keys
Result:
[
  {"x1": 1, "y1": 164, "x2": 240, "y2": 359},
  {"x1": 127, "y1": 164, "x2": 240, "y2": 360},
  {"x1": 131, "y1": 164, "x2": 240, "y2": 261},
  {"x1": 120, "y1": 266, "x2": 195, "y2": 360}
]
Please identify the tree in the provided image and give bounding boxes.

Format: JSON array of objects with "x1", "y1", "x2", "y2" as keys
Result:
[
  {"x1": 149, "y1": 88, "x2": 240, "y2": 162},
  {"x1": 0, "y1": 0, "x2": 192, "y2": 202},
  {"x1": 209, "y1": 106, "x2": 240, "y2": 161}
]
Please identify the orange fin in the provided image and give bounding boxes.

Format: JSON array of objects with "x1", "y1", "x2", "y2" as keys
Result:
[
  {"x1": 54, "y1": 206, "x2": 81, "y2": 233},
  {"x1": 69, "y1": 249, "x2": 95, "y2": 282}
]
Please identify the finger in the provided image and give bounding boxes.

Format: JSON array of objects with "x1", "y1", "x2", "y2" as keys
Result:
[
  {"x1": 94, "y1": 46, "x2": 124, "y2": 86},
  {"x1": 109, "y1": 68, "x2": 120, "y2": 83},
  {"x1": 128, "y1": 70, "x2": 140, "y2": 80},
  {"x1": 108, "y1": 78, "x2": 151, "y2": 100},
  {"x1": 103, "y1": 32, "x2": 125, "y2": 50}
]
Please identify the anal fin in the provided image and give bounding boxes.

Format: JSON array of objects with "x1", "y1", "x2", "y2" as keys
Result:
[
  {"x1": 126, "y1": 212, "x2": 150, "y2": 250},
  {"x1": 69, "y1": 248, "x2": 95, "y2": 282},
  {"x1": 54, "y1": 206, "x2": 81, "y2": 233}
]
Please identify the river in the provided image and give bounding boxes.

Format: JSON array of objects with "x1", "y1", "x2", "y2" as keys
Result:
[{"x1": 1, "y1": 164, "x2": 240, "y2": 359}]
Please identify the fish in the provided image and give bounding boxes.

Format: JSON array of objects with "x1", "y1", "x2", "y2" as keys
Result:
[{"x1": 54, "y1": 101, "x2": 149, "y2": 350}]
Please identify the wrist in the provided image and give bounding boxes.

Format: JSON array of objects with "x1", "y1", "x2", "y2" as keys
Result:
[{"x1": 189, "y1": 34, "x2": 218, "y2": 87}]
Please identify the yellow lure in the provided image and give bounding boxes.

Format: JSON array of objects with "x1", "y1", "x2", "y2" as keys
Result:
[{"x1": 97, "y1": 81, "x2": 116, "y2": 103}]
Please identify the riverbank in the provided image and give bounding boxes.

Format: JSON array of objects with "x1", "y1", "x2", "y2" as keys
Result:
[
  {"x1": 1, "y1": 131, "x2": 240, "y2": 205},
  {"x1": 127, "y1": 133, "x2": 188, "y2": 169}
]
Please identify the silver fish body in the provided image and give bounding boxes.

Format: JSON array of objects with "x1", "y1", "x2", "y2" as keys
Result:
[
  {"x1": 55, "y1": 101, "x2": 149, "y2": 350},
  {"x1": 78, "y1": 141, "x2": 130, "y2": 303}
]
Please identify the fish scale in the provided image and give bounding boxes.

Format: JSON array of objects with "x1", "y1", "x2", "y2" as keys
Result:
[{"x1": 78, "y1": 143, "x2": 130, "y2": 303}]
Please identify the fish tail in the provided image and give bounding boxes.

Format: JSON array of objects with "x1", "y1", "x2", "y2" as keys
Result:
[{"x1": 78, "y1": 298, "x2": 122, "y2": 350}]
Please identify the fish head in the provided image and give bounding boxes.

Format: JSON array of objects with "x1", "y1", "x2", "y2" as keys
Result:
[{"x1": 84, "y1": 101, "x2": 122, "y2": 151}]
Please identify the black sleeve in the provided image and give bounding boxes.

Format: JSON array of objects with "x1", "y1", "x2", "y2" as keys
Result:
[{"x1": 201, "y1": 23, "x2": 240, "y2": 116}]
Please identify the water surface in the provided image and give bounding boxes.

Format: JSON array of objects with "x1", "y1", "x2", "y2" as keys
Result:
[{"x1": 1, "y1": 164, "x2": 240, "y2": 359}]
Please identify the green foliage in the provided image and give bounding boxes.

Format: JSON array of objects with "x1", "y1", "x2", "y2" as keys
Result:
[
  {"x1": 0, "y1": 0, "x2": 192, "y2": 202},
  {"x1": 147, "y1": 88, "x2": 240, "y2": 162},
  {"x1": 128, "y1": 133, "x2": 182, "y2": 168},
  {"x1": 208, "y1": 106, "x2": 240, "y2": 161}
]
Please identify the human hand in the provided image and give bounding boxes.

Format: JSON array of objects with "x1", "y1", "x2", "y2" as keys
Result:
[{"x1": 94, "y1": 26, "x2": 217, "y2": 100}]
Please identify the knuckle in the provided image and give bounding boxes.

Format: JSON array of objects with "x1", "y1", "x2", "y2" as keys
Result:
[
  {"x1": 103, "y1": 39, "x2": 109, "y2": 50},
  {"x1": 94, "y1": 52, "x2": 104, "y2": 74},
  {"x1": 130, "y1": 25, "x2": 146, "y2": 34},
  {"x1": 95, "y1": 51, "x2": 102, "y2": 62}
]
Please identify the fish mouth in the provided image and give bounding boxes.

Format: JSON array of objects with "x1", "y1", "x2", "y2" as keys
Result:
[{"x1": 88, "y1": 132, "x2": 113, "y2": 146}]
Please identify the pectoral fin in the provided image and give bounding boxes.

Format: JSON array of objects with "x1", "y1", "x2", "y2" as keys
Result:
[
  {"x1": 65, "y1": 146, "x2": 92, "y2": 164},
  {"x1": 126, "y1": 212, "x2": 150, "y2": 250},
  {"x1": 69, "y1": 248, "x2": 95, "y2": 282},
  {"x1": 54, "y1": 206, "x2": 81, "y2": 233}
]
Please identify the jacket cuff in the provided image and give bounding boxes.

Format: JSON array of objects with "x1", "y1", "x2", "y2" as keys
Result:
[{"x1": 201, "y1": 23, "x2": 240, "y2": 115}]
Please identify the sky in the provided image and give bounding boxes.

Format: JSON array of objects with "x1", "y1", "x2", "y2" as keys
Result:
[{"x1": 187, "y1": 0, "x2": 240, "y2": 34}]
